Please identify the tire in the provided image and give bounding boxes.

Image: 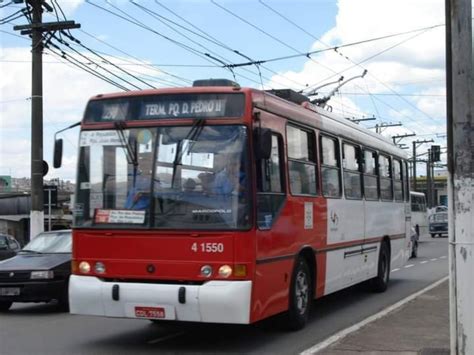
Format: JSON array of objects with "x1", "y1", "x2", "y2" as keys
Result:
[
  {"x1": 286, "y1": 257, "x2": 312, "y2": 330},
  {"x1": 411, "y1": 241, "x2": 418, "y2": 258},
  {"x1": 431, "y1": 233, "x2": 436, "y2": 238},
  {"x1": 0, "y1": 301, "x2": 12, "y2": 312},
  {"x1": 370, "y1": 242, "x2": 390, "y2": 293}
]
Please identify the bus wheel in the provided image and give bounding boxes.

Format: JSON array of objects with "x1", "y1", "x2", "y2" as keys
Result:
[
  {"x1": 0, "y1": 301, "x2": 12, "y2": 312},
  {"x1": 286, "y1": 257, "x2": 312, "y2": 330},
  {"x1": 431, "y1": 234, "x2": 436, "y2": 238},
  {"x1": 370, "y1": 242, "x2": 390, "y2": 293}
]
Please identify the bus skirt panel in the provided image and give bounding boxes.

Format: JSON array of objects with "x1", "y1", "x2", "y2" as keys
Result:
[{"x1": 69, "y1": 275, "x2": 252, "y2": 324}]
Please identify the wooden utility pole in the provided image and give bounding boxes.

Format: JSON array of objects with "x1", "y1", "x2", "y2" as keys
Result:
[
  {"x1": 13, "y1": 0, "x2": 79, "y2": 239},
  {"x1": 446, "y1": 0, "x2": 473, "y2": 354}
]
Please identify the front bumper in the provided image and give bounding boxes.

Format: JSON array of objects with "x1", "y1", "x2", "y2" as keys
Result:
[
  {"x1": 69, "y1": 275, "x2": 252, "y2": 324},
  {"x1": 0, "y1": 280, "x2": 67, "y2": 303}
]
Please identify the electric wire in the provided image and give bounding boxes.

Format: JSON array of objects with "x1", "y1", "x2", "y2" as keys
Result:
[
  {"x1": 78, "y1": 29, "x2": 192, "y2": 85},
  {"x1": 45, "y1": 40, "x2": 131, "y2": 91},
  {"x1": 148, "y1": 0, "x2": 306, "y2": 88},
  {"x1": 60, "y1": 30, "x2": 156, "y2": 89},
  {"x1": 50, "y1": 34, "x2": 143, "y2": 90}
]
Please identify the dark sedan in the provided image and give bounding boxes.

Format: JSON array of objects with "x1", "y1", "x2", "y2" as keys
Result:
[{"x1": 0, "y1": 230, "x2": 71, "y2": 311}]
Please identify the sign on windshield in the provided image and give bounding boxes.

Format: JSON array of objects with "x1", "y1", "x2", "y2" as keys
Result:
[{"x1": 84, "y1": 93, "x2": 245, "y2": 122}]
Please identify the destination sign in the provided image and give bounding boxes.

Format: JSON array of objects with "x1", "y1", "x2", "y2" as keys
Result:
[
  {"x1": 142, "y1": 99, "x2": 225, "y2": 119},
  {"x1": 84, "y1": 93, "x2": 245, "y2": 122}
]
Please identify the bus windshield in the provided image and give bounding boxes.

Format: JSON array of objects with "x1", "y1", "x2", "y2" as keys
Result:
[{"x1": 74, "y1": 125, "x2": 250, "y2": 230}]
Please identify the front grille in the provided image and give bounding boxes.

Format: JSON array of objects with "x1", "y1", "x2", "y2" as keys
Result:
[{"x1": 0, "y1": 271, "x2": 31, "y2": 283}]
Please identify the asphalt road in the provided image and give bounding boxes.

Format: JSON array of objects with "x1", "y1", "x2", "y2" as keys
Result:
[{"x1": 0, "y1": 235, "x2": 449, "y2": 355}]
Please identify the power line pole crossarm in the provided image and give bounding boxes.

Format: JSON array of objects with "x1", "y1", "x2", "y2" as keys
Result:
[{"x1": 13, "y1": 0, "x2": 80, "y2": 240}]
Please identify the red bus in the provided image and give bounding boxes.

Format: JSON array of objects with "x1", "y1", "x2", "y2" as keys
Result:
[{"x1": 64, "y1": 80, "x2": 412, "y2": 329}]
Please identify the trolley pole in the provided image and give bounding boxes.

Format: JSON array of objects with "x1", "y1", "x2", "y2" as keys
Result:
[{"x1": 446, "y1": 0, "x2": 473, "y2": 353}]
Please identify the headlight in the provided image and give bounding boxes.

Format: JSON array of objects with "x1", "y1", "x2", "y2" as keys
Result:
[
  {"x1": 94, "y1": 262, "x2": 106, "y2": 274},
  {"x1": 30, "y1": 271, "x2": 54, "y2": 279},
  {"x1": 79, "y1": 261, "x2": 91, "y2": 274},
  {"x1": 218, "y1": 265, "x2": 232, "y2": 278}
]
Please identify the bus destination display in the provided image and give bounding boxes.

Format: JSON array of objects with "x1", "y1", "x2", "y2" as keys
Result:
[{"x1": 84, "y1": 93, "x2": 245, "y2": 122}]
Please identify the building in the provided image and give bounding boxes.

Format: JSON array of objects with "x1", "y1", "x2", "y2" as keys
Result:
[{"x1": 412, "y1": 170, "x2": 448, "y2": 207}]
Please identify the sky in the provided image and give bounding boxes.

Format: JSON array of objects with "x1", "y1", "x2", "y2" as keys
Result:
[{"x1": 0, "y1": 0, "x2": 449, "y2": 182}]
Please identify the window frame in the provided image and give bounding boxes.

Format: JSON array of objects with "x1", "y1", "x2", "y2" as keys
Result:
[
  {"x1": 320, "y1": 134, "x2": 342, "y2": 199},
  {"x1": 362, "y1": 148, "x2": 379, "y2": 201},
  {"x1": 378, "y1": 153, "x2": 394, "y2": 201},
  {"x1": 286, "y1": 124, "x2": 318, "y2": 197},
  {"x1": 256, "y1": 132, "x2": 287, "y2": 231},
  {"x1": 342, "y1": 141, "x2": 363, "y2": 200},
  {"x1": 393, "y1": 157, "x2": 404, "y2": 202}
]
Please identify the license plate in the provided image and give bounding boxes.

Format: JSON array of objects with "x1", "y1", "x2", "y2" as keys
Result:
[
  {"x1": 134, "y1": 306, "x2": 166, "y2": 319},
  {"x1": 0, "y1": 287, "x2": 20, "y2": 296}
]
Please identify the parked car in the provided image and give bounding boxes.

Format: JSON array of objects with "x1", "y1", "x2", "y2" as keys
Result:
[
  {"x1": 410, "y1": 227, "x2": 419, "y2": 258},
  {"x1": 0, "y1": 234, "x2": 21, "y2": 261},
  {"x1": 0, "y1": 230, "x2": 72, "y2": 311},
  {"x1": 429, "y1": 212, "x2": 448, "y2": 238}
]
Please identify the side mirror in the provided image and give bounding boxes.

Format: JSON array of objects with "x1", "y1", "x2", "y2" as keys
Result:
[
  {"x1": 53, "y1": 139, "x2": 63, "y2": 168},
  {"x1": 255, "y1": 128, "x2": 272, "y2": 160}
]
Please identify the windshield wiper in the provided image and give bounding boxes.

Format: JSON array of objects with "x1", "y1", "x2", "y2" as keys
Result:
[
  {"x1": 114, "y1": 121, "x2": 138, "y2": 167},
  {"x1": 170, "y1": 119, "x2": 206, "y2": 188},
  {"x1": 19, "y1": 249, "x2": 42, "y2": 254}
]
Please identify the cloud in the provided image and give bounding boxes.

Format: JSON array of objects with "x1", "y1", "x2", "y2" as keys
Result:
[
  {"x1": 266, "y1": 0, "x2": 447, "y2": 150},
  {"x1": 55, "y1": 0, "x2": 84, "y2": 16}
]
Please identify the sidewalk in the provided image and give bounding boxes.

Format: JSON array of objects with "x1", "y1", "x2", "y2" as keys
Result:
[{"x1": 319, "y1": 280, "x2": 450, "y2": 355}]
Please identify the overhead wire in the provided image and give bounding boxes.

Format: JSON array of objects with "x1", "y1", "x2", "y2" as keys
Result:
[
  {"x1": 78, "y1": 29, "x2": 192, "y2": 85},
  {"x1": 150, "y1": 0, "x2": 307, "y2": 88},
  {"x1": 50, "y1": 34, "x2": 143, "y2": 90},
  {"x1": 44, "y1": 39, "x2": 131, "y2": 91},
  {"x1": 60, "y1": 30, "x2": 156, "y2": 89}
]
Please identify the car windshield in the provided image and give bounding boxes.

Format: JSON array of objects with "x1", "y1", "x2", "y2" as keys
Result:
[
  {"x1": 22, "y1": 232, "x2": 72, "y2": 253},
  {"x1": 0, "y1": 236, "x2": 8, "y2": 249},
  {"x1": 430, "y1": 213, "x2": 448, "y2": 223},
  {"x1": 75, "y1": 125, "x2": 251, "y2": 230}
]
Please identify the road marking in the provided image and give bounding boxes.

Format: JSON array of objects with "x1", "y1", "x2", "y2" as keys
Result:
[
  {"x1": 391, "y1": 268, "x2": 400, "y2": 272},
  {"x1": 404, "y1": 264, "x2": 414, "y2": 268},
  {"x1": 440, "y1": 256, "x2": 447, "y2": 259},
  {"x1": 147, "y1": 331, "x2": 185, "y2": 344},
  {"x1": 420, "y1": 261, "x2": 429, "y2": 264},
  {"x1": 299, "y1": 276, "x2": 449, "y2": 355},
  {"x1": 430, "y1": 258, "x2": 438, "y2": 261}
]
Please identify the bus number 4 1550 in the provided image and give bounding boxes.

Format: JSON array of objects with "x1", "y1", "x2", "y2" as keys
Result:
[{"x1": 191, "y1": 242, "x2": 224, "y2": 253}]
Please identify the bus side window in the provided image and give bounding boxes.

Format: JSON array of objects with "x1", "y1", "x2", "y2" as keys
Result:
[
  {"x1": 379, "y1": 154, "x2": 393, "y2": 200},
  {"x1": 363, "y1": 149, "x2": 378, "y2": 200},
  {"x1": 342, "y1": 143, "x2": 362, "y2": 199},
  {"x1": 393, "y1": 158, "x2": 403, "y2": 202},
  {"x1": 257, "y1": 134, "x2": 286, "y2": 230},
  {"x1": 287, "y1": 125, "x2": 317, "y2": 196},
  {"x1": 403, "y1": 161, "x2": 410, "y2": 201},
  {"x1": 320, "y1": 136, "x2": 341, "y2": 198}
]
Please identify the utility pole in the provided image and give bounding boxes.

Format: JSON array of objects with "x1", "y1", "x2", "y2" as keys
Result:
[
  {"x1": 446, "y1": 0, "x2": 473, "y2": 354},
  {"x1": 426, "y1": 149, "x2": 432, "y2": 208},
  {"x1": 412, "y1": 139, "x2": 434, "y2": 191},
  {"x1": 13, "y1": 0, "x2": 79, "y2": 239}
]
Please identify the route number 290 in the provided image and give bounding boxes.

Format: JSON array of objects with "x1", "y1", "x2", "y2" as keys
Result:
[{"x1": 191, "y1": 242, "x2": 224, "y2": 253}]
